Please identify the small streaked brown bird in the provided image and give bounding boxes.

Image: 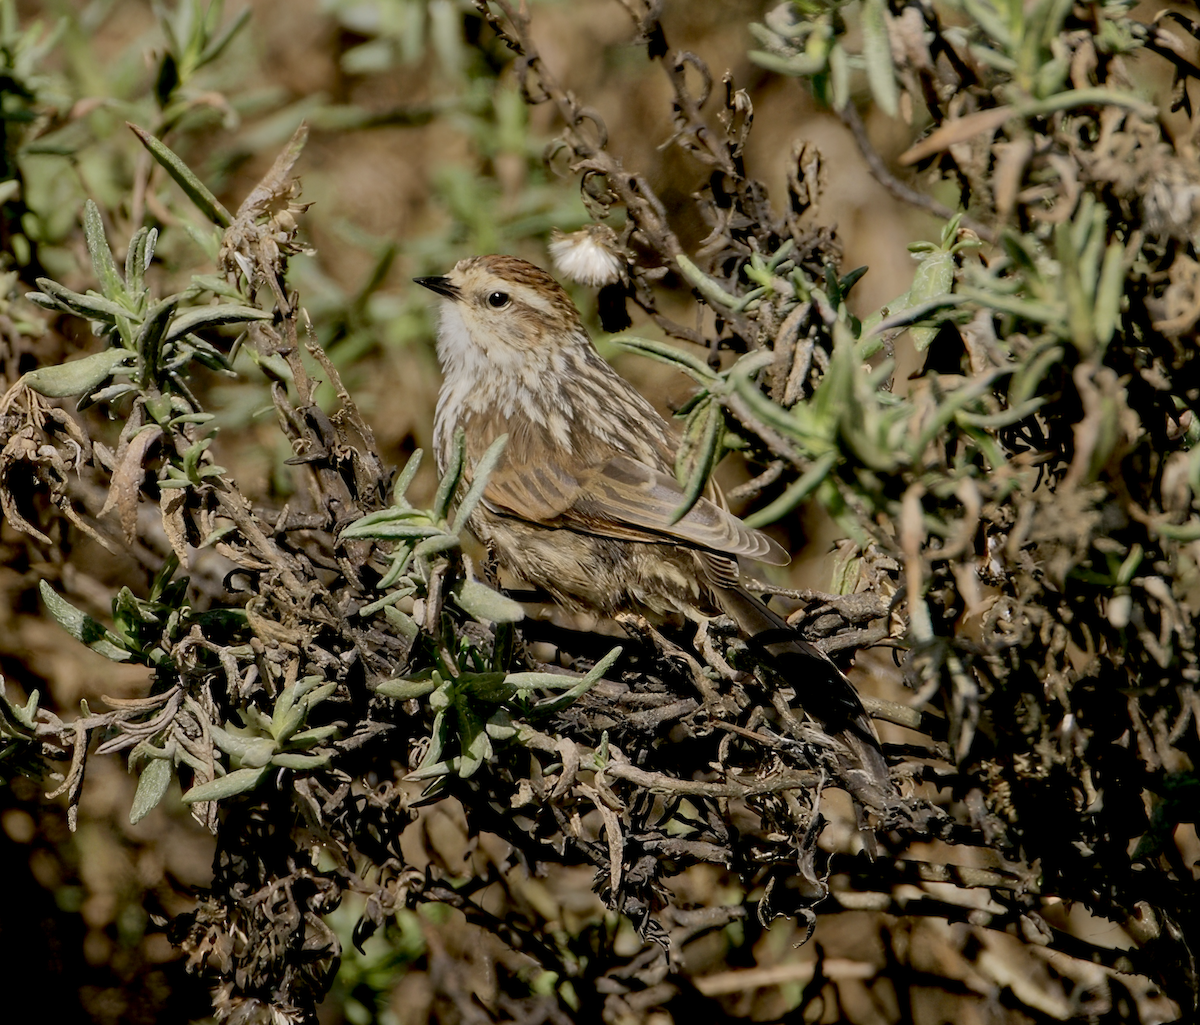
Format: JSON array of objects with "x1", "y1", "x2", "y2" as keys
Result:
[{"x1": 416, "y1": 255, "x2": 889, "y2": 809}]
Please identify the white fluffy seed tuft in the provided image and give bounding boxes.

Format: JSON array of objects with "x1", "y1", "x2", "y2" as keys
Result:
[{"x1": 548, "y1": 226, "x2": 624, "y2": 287}]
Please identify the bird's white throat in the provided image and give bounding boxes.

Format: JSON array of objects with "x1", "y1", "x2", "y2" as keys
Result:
[{"x1": 433, "y1": 298, "x2": 577, "y2": 464}]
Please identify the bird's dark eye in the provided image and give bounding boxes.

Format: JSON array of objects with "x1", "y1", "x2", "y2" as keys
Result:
[{"x1": 486, "y1": 291, "x2": 511, "y2": 309}]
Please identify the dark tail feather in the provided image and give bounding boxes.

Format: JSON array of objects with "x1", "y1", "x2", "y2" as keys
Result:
[{"x1": 712, "y1": 584, "x2": 892, "y2": 820}]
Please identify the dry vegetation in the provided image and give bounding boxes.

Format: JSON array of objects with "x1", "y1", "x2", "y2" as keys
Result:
[{"x1": 0, "y1": 1, "x2": 1197, "y2": 1024}]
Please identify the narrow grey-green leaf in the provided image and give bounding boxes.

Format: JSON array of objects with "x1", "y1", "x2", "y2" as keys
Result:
[
  {"x1": 357, "y1": 585, "x2": 416, "y2": 617},
  {"x1": 455, "y1": 699, "x2": 491, "y2": 778},
  {"x1": 197, "y1": 5, "x2": 251, "y2": 66},
  {"x1": 451, "y1": 433, "x2": 508, "y2": 533},
  {"x1": 343, "y1": 506, "x2": 433, "y2": 528},
  {"x1": 287, "y1": 724, "x2": 340, "y2": 747},
  {"x1": 340, "y1": 520, "x2": 443, "y2": 541},
  {"x1": 433, "y1": 427, "x2": 465, "y2": 520},
  {"x1": 378, "y1": 543, "x2": 414, "y2": 590},
  {"x1": 125, "y1": 226, "x2": 158, "y2": 296},
  {"x1": 39, "y1": 580, "x2": 131, "y2": 661},
  {"x1": 530, "y1": 645, "x2": 623, "y2": 715},
  {"x1": 421, "y1": 708, "x2": 448, "y2": 768},
  {"x1": 2, "y1": 685, "x2": 40, "y2": 729},
  {"x1": 22, "y1": 349, "x2": 134, "y2": 398},
  {"x1": 136, "y1": 297, "x2": 181, "y2": 384},
  {"x1": 130, "y1": 757, "x2": 173, "y2": 823},
  {"x1": 188, "y1": 274, "x2": 247, "y2": 300},
  {"x1": 382, "y1": 604, "x2": 420, "y2": 639},
  {"x1": 207, "y1": 722, "x2": 273, "y2": 761},
  {"x1": 502, "y1": 670, "x2": 596, "y2": 691},
  {"x1": 411, "y1": 533, "x2": 461, "y2": 558},
  {"x1": 271, "y1": 751, "x2": 332, "y2": 770},
  {"x1": 749, "y1": 49, "x2": 827, "y2": 77},
  {"x1": 83, "y1": 200, "x2": 125, "y2": 299},
  {"x1": 25, "y1": 291, "x2": 62, "y2": 312},
  {"x1": 405, "y1": 758, "x2": 455, "y2": 783},
  {"x1": 181, "y1": 765, "x2": 270, "y2": 804},
  {"x1": 671, "y1": 398, "x2": 723, "y2": 524},
  {"x1": 677, "y1": 252, "x2": 744, "y2": 311},
  {"x1": 743, "y1": 450, "x2": 837, "y2": 529},
  {"x1": 829, "y1": 42, "x2": 850, "y2": 112},
  {"x1": 453, "y1": 577, "x2": 525, "y2": 623},
  {"x1": 506, "y1": 648, "x2": 624, "y2": 710},
  {"x1": 391, "y1": 448, "x2": 424, "y2": 502},
  {"x1": 962, "y1": 0, "x2": 1014, "y2": 46},
  {"x1": 906, "y1": 252, "x2": 957, "y2": 352},
  {"x1": 128, "y1": 123, "x2": 233, "y2": 227},
  {"x1": 31, "y1": 278, "x2": 130, "y2": 322},
  {"x1": 611, "y1": 334, "x2": 716, "y2": 384},
  {"x1": 861, "y1": 0, "x2": 899, "y2": 118},
  {"x1": 376, "y1": 677, "x2": 438, "y2": 700},
  {"x1": 164, "y1": 303, "x2": 274, "y2": 342},
  {"x1": 1093, "y1": 241, "x2": 1125, "y2": 354},
  {"x1": 732, "y1": 364, "x2": 811, "y2": 441}
]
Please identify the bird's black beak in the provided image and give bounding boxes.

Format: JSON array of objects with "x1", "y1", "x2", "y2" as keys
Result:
[{"x1": 414, "y1": 275, "x2": 460, "y2": 300}]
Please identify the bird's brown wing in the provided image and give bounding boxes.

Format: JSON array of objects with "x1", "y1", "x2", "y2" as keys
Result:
[{"x1": 482, "y1": 449, "x2": 788, "y2": 566}]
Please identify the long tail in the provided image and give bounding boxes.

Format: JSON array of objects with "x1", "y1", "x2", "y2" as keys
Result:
[{"x1": 711, "y1": 584, "x2": 892, "y2": 815}]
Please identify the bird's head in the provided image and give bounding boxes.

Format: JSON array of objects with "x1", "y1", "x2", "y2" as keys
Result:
[{"x1": 416, "y1": 255, "x2": 586, "y2": 369}]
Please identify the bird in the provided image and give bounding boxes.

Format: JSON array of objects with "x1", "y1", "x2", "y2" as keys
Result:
[{"x1": 415, "y1": 254, "x2": 890, "y2": 814}]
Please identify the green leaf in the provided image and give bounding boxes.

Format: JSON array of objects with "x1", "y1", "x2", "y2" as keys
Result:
[
  {"x1": 503, "y1": 645, "x2": 623, "y2": 694},
  {"x1": 391, "y1": 449, "x2": 424, "y2": 503},
  {"x1": 1093, "y1": 241, "x2": 1125, "y2": 356},
  {"x1": 125, "y1": 226, "x2": 158, "y2": 298},
  {"x1": 29, "y1": 278, "x2": 131, "y2": 322},
  {"x1": 671, "y1": 397, "x2": 723, "y2": 524},
  {"x1": 906, "y1": 252, "x2": 958, "y2": 351},
  {"x1": 3, "y1": 686, "x2": 40, "y2": 729},
  {"x1": 21, "y1": 349, "x2": 135, "y2": 398},
  {"x1": 451, "y1": 433, "x2": 508, "y2": 533},
  {"x1": 376, "y1": 677, "x2": 438, "y2": 700},
  {"x1": 485, "y1": 710, "x2": 518, "y2": 742},
  {"x1": 83, "y1": 200, "x2": 125, "y2": 299},
  {"x1": 731, "y1": 362, "x2": 828, "y2": 451},
  {"x1": 271, "y1": 751, "x2": 332, "y2": 770},
  {"x1": 406, "y1": 758, "x2": 457, "y2": 783},
  {"x1": 382, "y1": 604, "x2": 420, "y2": 639},
  {"x1": 743, "y1": 450, "x2": 838, "y2": 529},
  {"x1": 39, "y1": 580, "x2": 131, "y2": 661},
  {"x1": 420, "y1": 707, "x2": 449, "y2": 769},
  {"x1": 130, "y1": 757, "x2": 173, "y2": 824},
  {"x1": 181, "y1": 765, "x2": 270, "y2": 804},
  {"x1": 433, "y1": 428, "x2": 466, "y2": 520},
  {"x1": 530, "y1": 645, "x2": 623, "y2": 715},
  {"x1": 502, "y1": 670, "x2": 598, "y2": 691},
  {"x1": 357, "y1": 585, "x2": 416, "y2": 617},
  {"x1": 412, "y1": 533, "x2": 462, "y2": 558},
  {"x1": 208, "y1": 722, "x2": 274, "y2": 764},
  {"x1": 610, "y1": 335, "x2": 716, "y2": 385},
  {"x1": 828, "y1": 42, "x2": 849, "y2": 112},
  {"x1": 749, "y1": 48, "x2": 827, "y2": 77},
  {"x1": 164, "y1": 303, "x2": 274, "y2": 342},
  {"x1": 341, "y1": 519, "x2": 444, "y2": 541},
  {"x1": 452, "y1": 693, "x2": 494, "y2": 779},
  {"x1": 1008, "y1": 342, "x2": 1064, "y2": 407},
  {"x1": 676, "y1": 253, "x2": 761, "y2": 311},
  {"x1": 187, "y1": 274, "x2": 247, "y2": 300},
  {"x1": 197, "y1": 5, "x2": 251, "y2": 66},
  {"x1": 861, "y1": 0, "x2": 899, "y2": 118},
  {"x1": 136, "y1": 297, "x2": 181, "y2": 385},
  {"x1": 127, "y1": 123, "x2": 233, "y2": 227},
  {"x1": 453, "y1": 577, "x2": 525, "y2": 623}
]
